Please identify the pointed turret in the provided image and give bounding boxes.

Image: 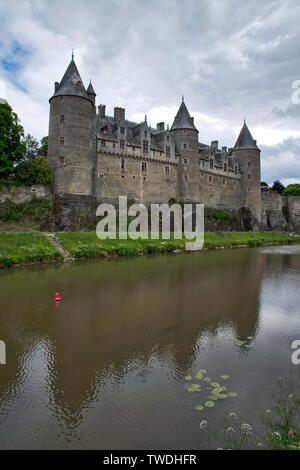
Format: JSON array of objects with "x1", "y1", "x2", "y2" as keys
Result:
[
  {"x1": 87, "y1": 80, "x2": 96, "y2": 105},
  {"x1": 50, "y1": 57, "x2": 89, "y2": 101},
  {"x1": 234, "y1": 121, "x2": 258, "y2": 150},
  {"x1": 170, "y1": 99, "x2": 198, "y2": 132},
  {"x1": 87, "y1": 80, "x2": 96, "y2": 96}
]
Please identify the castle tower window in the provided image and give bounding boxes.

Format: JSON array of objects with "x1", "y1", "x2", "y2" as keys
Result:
[
  {"x1": 184, "y1": 158, "x2": 188, "y2": 164},
  {"x1": 184, "y1": 174, "x2": 188, "y2": 181},
  {"x1": 101, "y1": 125, "x2": 108, "y2": 134},
  {"x1": 60, "y1": 137, "x2": 64, "y2": 145},
  {"x1": 165, "y1": 166, "x2": 170, "y2": 175},
  {"x1": 224, "y1": 163, "x2": 227, "y2": 172},
  {"x1": 200, "y1": 171, "x2": 203, "y2": 176},
  {"x1": 120, "y1": 127, "x2": 125, "y2": 135},
  {"x1": 210, "y1": 159, "x2": 214, "y2": 169},
  {"x1": 234, "y1": 165, "x2": 238, "y2": 175},
  {"x1": 222, "y1": 178, "x2": 226, "y2": 186},
  {"x1": 209, "y1": 175, "x2": 212, "y2": 183},
  {"x1": 113, "y1": 143, "x2": 116, "y2": 148},
  {"x1": 101, "y1": 140, "x2": 106, "y2": 147},
  {"x1": 144, "y1": 130, "x2": 147, "y2": 138},
  {"x1": 247, "y1": 174, "x2": 251, "y2": 179},
  {"x1": 142, "y1": 141, "x2": 148, "y2": 153},
  {"x1": 120, "y1": 140, "x2": 125, "y2": 149},
  {"x1": 59, "y1": 156, "x2": 65, "y2": 165},
  {"x1": 198, "y1": 149, "x2": 201, "y2": 154},
  {"x1": 183, "y1": 143, "x2": 187, "y2": 149},
  {"x1": 60, "y1": 115, "x2": 64, "y2": 123},
  {"x1": 166, "y1": 146, "x2": 170, "y2": 158},
  {"x1": 121, "y1": 159, "x2": 125, "y2": 169},
  {"x1": 142, "y1": 162, "x2": 147, "y2": 172}
]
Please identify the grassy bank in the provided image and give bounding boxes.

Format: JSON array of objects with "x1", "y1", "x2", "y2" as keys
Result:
[
  {"x1": 0, "y1": 232, "x2": 63, "y2": 267},
  {"x1": 56, "y1": 231, "x2": 300, "y2": 259}
]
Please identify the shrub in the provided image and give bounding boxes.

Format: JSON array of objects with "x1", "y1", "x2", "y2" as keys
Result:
[{"x1": 212, "y1": 209, "x2": 230, "y2": 220}]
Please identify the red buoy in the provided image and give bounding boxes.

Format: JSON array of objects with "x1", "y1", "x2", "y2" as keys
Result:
[{"x1": 55, "y1": 292, "x2": 61, "y2": 301}]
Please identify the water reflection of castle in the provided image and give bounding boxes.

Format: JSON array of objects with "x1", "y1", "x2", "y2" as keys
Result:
[{"x1": 0, "y1": 249, "x2": 265, "y2": 428}]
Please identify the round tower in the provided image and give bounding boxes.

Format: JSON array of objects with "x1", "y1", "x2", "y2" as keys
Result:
[
  {"x1": 232, "y1": 121, "x2": 261, "y2": 230},
  {"x1": 169, "y1": 98, "x2": 199, "y2": 202},
  {"x1": 47, "y1": 55, "x2": 95, "y2": 197}
]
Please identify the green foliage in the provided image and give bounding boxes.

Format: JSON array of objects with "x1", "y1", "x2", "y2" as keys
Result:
[
  {"x1": 212, "y1": 209, "x2": 230, "y2": 220},
  {"x1": 272, "y1": 180, "x2": 285, "y2": 195},
  {"x1": 0, "y1": 231, "x2": 62, "y2": 267},
  {"x1": 282, "y1": 184, "x2": 300, "y2": 196},
  {"x1": 56, "y1": 231, "x2": 300, "y2": 259},
  {"x1": 39, "y1": 136, "x2": 48, "y2": 157},
  {"x1": 23, "y1": 133, "x2": 39, "y2": 159},
  {"x1": 0, "y1": 197, "x2": 52, "y2": 225},
  {"x1": 14, "y1": 155, "x2": 53, "y2": 185},
  {"x1": 264, "y1": 378, "x2": 300, "y2": 450},
  {"x1": 0, "y1": 102, "x2": 26, "y2": 179}
]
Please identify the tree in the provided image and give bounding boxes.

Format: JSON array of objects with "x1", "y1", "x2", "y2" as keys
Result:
[
  {"x1": 0, "y1": 101, "x2": 26, "y2": 179},
  {"x1": 271, "y1": 180, "x2": 285, "y2": 195},
  {"x1": 39, "y1": 136, "x2": 48, "y2": 156},
  {"x1": 282, "y1": 184, "x2": 300, "y2": 196},
  {"x1": 14, "y1": 155, "x2": 53, "y2": 185},
  {"x1": 24, "y1": 133, "x2": 39, "y2": 159}
]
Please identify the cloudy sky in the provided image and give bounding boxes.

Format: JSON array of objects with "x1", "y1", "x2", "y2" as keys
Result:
[{"x1": 1, "y1": 0, "x2": 300, "y2": 185}]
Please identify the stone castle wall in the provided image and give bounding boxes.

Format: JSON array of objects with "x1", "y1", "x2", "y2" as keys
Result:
[{"x1": 0, "y1": 184, "x2": 52, "y2": 204}]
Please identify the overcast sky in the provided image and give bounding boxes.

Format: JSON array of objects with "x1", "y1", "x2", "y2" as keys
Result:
[{"x1": 1, "y1": 0, "x2": 300, "y2": 185}]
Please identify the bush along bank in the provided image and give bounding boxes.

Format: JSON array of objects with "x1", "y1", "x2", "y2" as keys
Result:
[
  {"x1": 0, "y1": 231, "x2": 63, "y2": 267},
  {"x1": 56, "y1": 231, "x2": 300, "y2": 260}
]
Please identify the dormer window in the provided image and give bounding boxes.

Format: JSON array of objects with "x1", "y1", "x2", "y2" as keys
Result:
[
  {"x1": 144, "y1": 130, "x2": 147, "y2": 138},
  {"x1": 210, "y1": 158, "x2": 214, "y2": 169},
  {"x1": 120, "y1": 140, "x2": 125, "y2": 149},
  {"x1": 224, "y1": 163, "x2": 227, "y2": 172},
  {"x1": 166, "y1": 146, "x2": 170, "y2": 158},
  {"x1": 120, "y1": 127, "x2": 125, "y2": 135},
  {"x1": 143, "y1": 141, "x2": 148, "y2": 153},
  {"x1": 101, "y1": 125, "x2": 108, "y2": 134}
]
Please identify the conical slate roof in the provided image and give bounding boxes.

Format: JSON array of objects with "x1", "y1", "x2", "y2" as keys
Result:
[
  {"x1": 87, "y1": 81, "x2": 96, "y2": 95},
  {"x1": 51, "y1": 58, "x2": 89, "y2": 100},
  {"x1": 234, "y1": 121, "x2": 258, "y2": 150},
  {"x1": 170, "y1": 99, "x2": 198, "y2": 132}
]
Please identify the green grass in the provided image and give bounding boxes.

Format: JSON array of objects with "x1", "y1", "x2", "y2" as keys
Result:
[
  {"x1": 0, "y1": 232, "x2": 63, "y2": 267},
  {"x1": 56, "y1": 231, "x2": 300, "y2": 259}
]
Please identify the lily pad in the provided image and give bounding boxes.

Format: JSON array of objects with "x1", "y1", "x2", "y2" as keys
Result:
[
  {"x1": 205, "y1": 400, "x2": 215, "y2": 408},
  {"x1": 228, "y1": 392, "x2": 238, "y2": 398},
  {"x1": 220, "y1": 375, "x2": 229, "y2": 380},
  {"x1": 185, "y1": 375, "x2": 193, "y2": 381},
  {"x1": 207, "y1": 386, "x2": 213, "y2": 391},
  {"x1": 208, "y1": 395, "x2": 219, "y2": 400},
  {"x1": 195, "y1": 405, "x2": 204, "y2": 411},
  {"x1": 199, "y1": 369, "x2": 207, "y2": 374},
  {"x1": 218, "y1": 393, "x2": 228, "y2": 399},
  {"x1": 211, "y1": 382, "x2": 220, "y2": 388},
  {"x1": 203, "y1": 377, "x2": 211, "y2": 382},
  {"x1": 195, "y1": 372, "x2": 204, "y2": 380}
]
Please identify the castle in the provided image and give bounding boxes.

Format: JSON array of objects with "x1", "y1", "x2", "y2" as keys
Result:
[{"x1": 48, "y1": 56, "x2": 263, "y2": 229}]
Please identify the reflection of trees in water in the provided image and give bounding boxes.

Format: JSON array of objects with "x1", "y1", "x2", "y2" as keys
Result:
[{"x1": 0, "y1": 249, "x2": 263, "y2": 428}]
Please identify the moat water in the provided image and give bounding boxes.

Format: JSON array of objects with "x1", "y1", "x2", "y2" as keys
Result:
[{"x1": 0, "y1": 245, "x2": 299, "y2": 449}]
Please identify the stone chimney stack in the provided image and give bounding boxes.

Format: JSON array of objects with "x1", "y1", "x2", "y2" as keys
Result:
[
  {"x1": 114, "y1": 107, "x2": 125, "y2": 121},
  {"x1": 98, "y1": 104, "x2": 106, "y2": 118},
  {"x1": 157, "y1": 122, "x2": 165, "y2": 131}
]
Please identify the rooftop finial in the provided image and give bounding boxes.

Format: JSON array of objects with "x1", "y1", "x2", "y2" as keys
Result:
[
  {"x1": 72, "y1": 49, "x2": 74, "y2": 60},
  {"x1": 244, "y1": 116, "x2": 246, "y2": 124},
  {"x1": 182, "y1": 95, "x2": 184, "y2": 102},
  {"x1": 145, "y1": 114, "x2": 147, "y2": 123}
]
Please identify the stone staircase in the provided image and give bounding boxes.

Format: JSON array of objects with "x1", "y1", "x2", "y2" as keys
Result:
[{"x1": 46, "y1": 233, "x2": 74, "y2": 262}]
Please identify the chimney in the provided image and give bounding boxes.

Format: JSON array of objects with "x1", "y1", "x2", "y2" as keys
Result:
[
  {"x1": 54, "y1": 82, "x2": 59, "y2": 92},
  {"x1": 211, "y1": 140, "x2": 218, "y2": 150},
  {"x1": 114, "y1": 107, "x2": 125, "y2": 121},
  {"x1": 98, "y1": 104, "x2": 106, "y2": 118},
  {"x1": 222, "y1": 146, "x2": 227, "y2": 152},
  {"x1": 157, "y1": 122, "x2": 165, "y2": 132}
]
